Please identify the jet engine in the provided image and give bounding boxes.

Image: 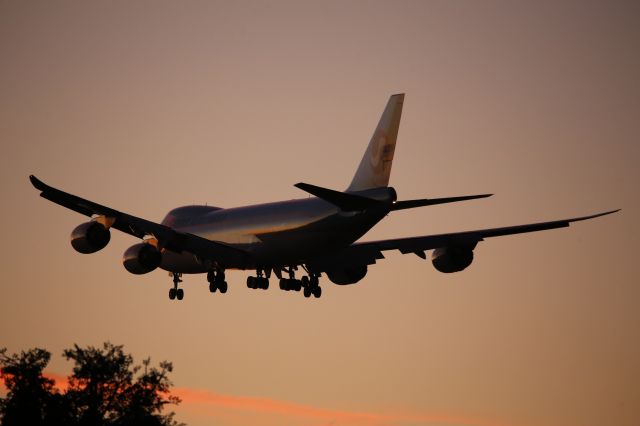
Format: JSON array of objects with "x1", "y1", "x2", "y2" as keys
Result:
[
  {"x1": 122, "y1": 243, "x2": 162, "y2": 275},
  {"x1": 326, "y1": 264, "x2": 368, "y2": 285},
  {"x1": 431, "y1": 246, "x2": 474, "y2": 273},
  {"x1": 70, "y1": 221, "x2": 111, "y2": 254}
]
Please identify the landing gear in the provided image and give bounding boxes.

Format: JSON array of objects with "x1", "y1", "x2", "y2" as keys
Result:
[
  {"x1": 247, "y1": 275, "x2": 269, "y2": 289},
  {"x1": 303, "y1": 286, "x2": 321, "y2": 298},
  {"x1": 280, "y1": 268, "x2": 322, "y2": 298},
  {"x1": 207, "y1": 269, "x2": 228, "y2": 294},
  {"x1": 245, "y1": 266, "x2": 322, "y2": 298},
  {"x1": 169, "y1": 272, "x2": 184, "y2": 301},
  {"x1": 305, "y1": 274, "x2": 322, "y2": 298},
  {"x1": 279, "y1": 267, "x2": 300, "y2": 292},
  {"x1": 279, "y1": 277, "x2": 302, "y2": 291}
]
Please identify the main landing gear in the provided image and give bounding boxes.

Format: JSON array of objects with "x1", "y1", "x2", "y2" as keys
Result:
[
  {"x1": 279, "y1": 269, "x2": 322, "y2": 298},
  {"x1": 247, "y1": 269, "x2": 269, "y2": 290},
  {"x1": 303, "y1": 275, "x2": 322, "y2": 299},
  {"x1": 168, "y1": 272, "x2": 184, "y2": 301},
  {"x1": 208, "y1": 269, "x2": 228, "y2": 293}
]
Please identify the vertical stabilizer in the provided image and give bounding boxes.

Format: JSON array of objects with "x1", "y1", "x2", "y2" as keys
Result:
[{"x1": 347, "y1": 94, "x2": 404, "y2": 191}]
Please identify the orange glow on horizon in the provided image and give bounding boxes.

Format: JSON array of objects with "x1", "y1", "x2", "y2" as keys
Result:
[
  {"x1": 44, "y1": 372, "x2": 69, "y2": 391},
  {"x1": 173, "y1": 386, "x2": 509, "y2": 426},
  {"x1": 2, "y1": 371, "x2": 507, "y2": 426}
]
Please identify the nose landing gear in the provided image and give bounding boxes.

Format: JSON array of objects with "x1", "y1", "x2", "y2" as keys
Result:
[{"x1": 169, "y1": 272, "x2": 184, "y2": 301}]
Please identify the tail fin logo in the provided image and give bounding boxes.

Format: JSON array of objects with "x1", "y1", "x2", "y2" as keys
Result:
[
  {"x1": 369, "y1": 128, "x2": 396, "y2": 171},
  {"x1": 369, "y1": 129, "x2": 386, "y2": 168}
]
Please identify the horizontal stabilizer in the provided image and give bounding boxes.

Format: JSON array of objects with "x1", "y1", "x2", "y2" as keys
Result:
[
  {"x1": 392, "y1": 194, "x2": 493, "y2": 211},
  {"x1": 295, "y1": 182, "x2": 383, "y2": 211}
]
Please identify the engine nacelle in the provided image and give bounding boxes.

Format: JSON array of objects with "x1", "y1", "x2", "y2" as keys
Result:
[
  {"x1": 326, "y1": 264, "x2": 368, "y2": 285},
  {"x1": 431, "y1": 246, "x2": 474, "y2": 273},
  {"x1": 122, "y1": 243, "x2": 162, "y2": 275},
  {"x1": 70, "y1": 221, "x2": 111, "y2": 254}
]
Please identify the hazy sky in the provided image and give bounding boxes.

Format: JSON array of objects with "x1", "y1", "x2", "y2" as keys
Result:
[{"x1": 1, "y1": 1, "x2": 638, "y2": 426}]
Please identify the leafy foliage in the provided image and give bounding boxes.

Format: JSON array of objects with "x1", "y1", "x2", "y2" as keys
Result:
[{"x1": 0, "y1": 344, "x2": 183, "y2": 426}]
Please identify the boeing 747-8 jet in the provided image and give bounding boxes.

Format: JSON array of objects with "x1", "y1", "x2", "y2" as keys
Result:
[{"x1": 30, "y1": 94, "x2": 619, "y2": 300}]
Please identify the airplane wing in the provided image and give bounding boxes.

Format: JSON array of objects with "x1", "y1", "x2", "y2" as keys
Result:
[
  {"x1": 29, "y1": 175, "x2": 251, "y2": 267},
  {"x1": 309, "y1": 209, "x2": 620, "y2": 268}
]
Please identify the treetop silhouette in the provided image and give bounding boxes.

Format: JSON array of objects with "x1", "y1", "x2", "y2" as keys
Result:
[{"x1": 0, "y1": 343, "x2": 183, "y2": 426}]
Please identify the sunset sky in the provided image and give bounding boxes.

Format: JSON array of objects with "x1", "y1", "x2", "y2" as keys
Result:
[{"x1": 1, "y1": 1, "x2": 638, "y2": 426}]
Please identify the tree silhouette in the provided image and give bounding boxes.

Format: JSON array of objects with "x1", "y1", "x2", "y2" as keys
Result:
[{"x1": 0, "y1": 343, "x2": 183, "y2": 426}]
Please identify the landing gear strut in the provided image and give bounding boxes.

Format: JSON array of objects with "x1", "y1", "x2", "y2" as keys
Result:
[
  {"x1": 169, "y1": 272, "x2": 184, "y2": 301},
  {"x1": 207, "y1": 269, "x2": 228, "y2": 293}
]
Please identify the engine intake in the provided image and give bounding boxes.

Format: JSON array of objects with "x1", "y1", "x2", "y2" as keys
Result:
[
  {"x1": 431, "y1": 246, "x2": 474, "y2": 273},
  {"x1": 326, "y1": 264, "x2": 368, "y2": 285},
  {"x1": 70, "y1": 221, "x2": 111, "y2": 254},
  {"x1": 123, "y1": 243, "x2": 162, "y2": 275}
]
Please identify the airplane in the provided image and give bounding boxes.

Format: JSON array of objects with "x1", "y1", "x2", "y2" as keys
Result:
[{"x1": 30, "y1": 94, "x2": 619, "y2": 301}]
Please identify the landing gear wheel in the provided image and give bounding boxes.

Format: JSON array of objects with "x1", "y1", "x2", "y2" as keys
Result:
[
  {"x1": 169, "y1": 288, "x2": 177, "y2": 300},
  {"x1": 176, "y1": 288, "x2": 184, "y2": 300},
  {"x1": 301, "y1": 276, "x2": 309, "y2": 288},
  {"x1": 312, "y1": 286, "x2": 322, "y2": 298},
  {"x1": 209, "y1": 282, "x2": 217, "y2": 293},
  {"x1": 303, "y1": 287, "x2": 311, "y2": 298},
  {"x1": 219, "y1": 281, "x2": 228, "y2": 293},
  {"x1": 248, "y1": 275, "x2": 269, "y2": 290}
]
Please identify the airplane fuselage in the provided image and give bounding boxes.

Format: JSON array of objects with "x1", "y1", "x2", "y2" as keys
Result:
[{"x1": 159, "y1": 187, "x2": 396, "y2": 272}]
